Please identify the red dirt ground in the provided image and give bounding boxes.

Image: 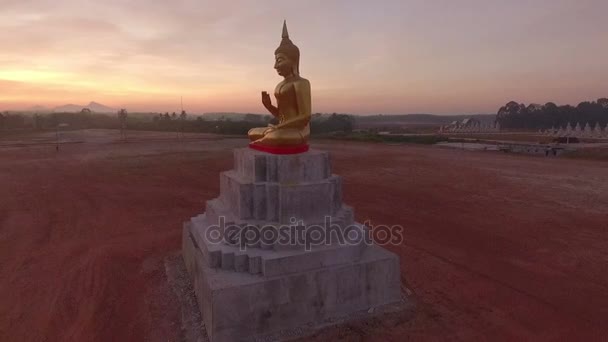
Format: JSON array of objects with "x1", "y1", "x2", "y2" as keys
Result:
[{"x1": 1, "y1": 130, "x2": 608, "y2": 341}]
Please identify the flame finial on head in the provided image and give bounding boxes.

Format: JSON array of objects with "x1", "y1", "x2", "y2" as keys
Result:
[
  {"x1": 278, "y1": 20, "x2": 294, "y2": 47},
  {"x1": 282, "y1": 20, "x2": 289, "y2": 39}
]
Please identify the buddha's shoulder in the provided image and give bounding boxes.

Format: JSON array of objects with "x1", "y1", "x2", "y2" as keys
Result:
[
  {"x1": 293, "y1": 77, "x2": 310, "y2": 88},
  {"x1": 279, "y1": 77, "x2": 310, "y2": 90},
  {"x1": 295, "y1": 76, "x2": 310, "y2": 84}
]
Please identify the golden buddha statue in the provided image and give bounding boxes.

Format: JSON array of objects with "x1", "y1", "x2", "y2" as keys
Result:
[{"x1": 248, "y1": 21, "x2": 311, "y2": 150}]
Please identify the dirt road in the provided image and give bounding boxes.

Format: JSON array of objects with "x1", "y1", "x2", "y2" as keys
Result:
[{"x1": 1, "y1": 130, "x2": 607, "y2": 341}]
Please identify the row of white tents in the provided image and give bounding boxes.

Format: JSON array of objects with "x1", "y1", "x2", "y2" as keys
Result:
[{"x1": 540, "y1": 122, "x2": 608, "y2": 138}]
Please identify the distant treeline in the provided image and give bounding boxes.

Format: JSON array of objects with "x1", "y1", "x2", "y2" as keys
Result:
[
  {"x1": 0, "y1": 111, "x2": 355, "y2": 136},
  {"x1": 0, "y1": 112, "x2": 118, "y2": 131},
  {"x1": 496, "y1": 98, "x2": 608, "y2": 130},
  {"x1": 354, "y1": 113, "x2": 495, "y2": 125}
]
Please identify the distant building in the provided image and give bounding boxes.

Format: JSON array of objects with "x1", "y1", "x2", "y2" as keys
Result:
[
  {"x1": 460, "y1": 118, "x2": 480, "y2": 128},
  {"x1": 440, "y1": 117, "x2": 499, "y2": 133}
]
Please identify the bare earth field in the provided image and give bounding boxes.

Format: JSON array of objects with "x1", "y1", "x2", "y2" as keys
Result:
[{"x1": 1, "y1": 129, "x2": 608, "y2": 341}]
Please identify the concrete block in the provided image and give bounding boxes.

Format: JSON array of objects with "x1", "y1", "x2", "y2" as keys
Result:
[
  {"x1": 329, "y1": 175, "x2": 343, "y2": 214},
  {"x1": 182, "y1": 222, "x2": 402, "y2": 342},
  {"x1": 218, "y1": 170, "x2": 342, "y2": 224},
  {"x1": 221, "y1": 251, "x2": 235, "y2": 270},
  {"x1": 260, "y1": 241, "x2": 366, "y2": 277},
  {"x1": 278, "y1": 180, "x2": 332, "y2": 223},
  {"x1": 182, "y1": 147, "x2": 405, "y2": 342},
  {"x1": 265, "y1": 183, "x2": 279, "y2": 222},
  {"x1": 219, "y1": 171, "x2": 254, "y2": 220},
  {"x1": 188, "y1": 209, "x2": 365, "y2": 276},
  {"x1": 249, "y1": 256, "x2": 262, "y2": 275},
  {"x1": 234, "y1": 148, "x2": 331, "y2": 183}
]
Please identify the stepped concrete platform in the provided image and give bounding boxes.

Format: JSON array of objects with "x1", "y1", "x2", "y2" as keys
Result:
[{"x1": 182, "y1": 148, "x2": 403, "y2": 342}]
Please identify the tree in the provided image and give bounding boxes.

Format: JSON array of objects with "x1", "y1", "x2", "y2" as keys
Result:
[
  {"x1": 311, "y1": 113, "x2": 355, "y2": 134},
  {"x1": 496, "y1": 97, "x2": 608, "y2": 130},
  {"x1": 244, "y1": 114, "x2": 261, "y2": 122},
  {"x1": 117, "y1": 109, "x2": 128, "y2": 125},
  {"x1": 178, "y1": 110, "x2": 187, "y2": 137},
  {"x1": 543, "y1": 102, "x2": 557, "y2": 111}
]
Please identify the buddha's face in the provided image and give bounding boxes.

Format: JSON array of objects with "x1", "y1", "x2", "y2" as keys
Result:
[{"x1": 274, "y1": 53, "x2": 293, "y2": 77}]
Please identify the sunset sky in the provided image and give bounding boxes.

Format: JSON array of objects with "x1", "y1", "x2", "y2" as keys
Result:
[{"x1": 1, "y1": 0, "x2": 607, "y2": 114}]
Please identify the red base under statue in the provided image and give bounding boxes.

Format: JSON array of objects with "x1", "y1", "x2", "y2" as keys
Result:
[{"x1": 249, "y1": 143, "x2": 309, "y2": 154}]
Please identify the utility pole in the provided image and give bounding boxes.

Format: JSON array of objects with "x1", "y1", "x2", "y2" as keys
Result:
[
  {"x1": 118, "y1": 109, "x2": 128, "y2": 142},
  {"x1": 56, "y1": 124, "x2": 59, "y2": 152},
  {"x1": 179, "y1": 96, "x2": 185, "y2": 141}
]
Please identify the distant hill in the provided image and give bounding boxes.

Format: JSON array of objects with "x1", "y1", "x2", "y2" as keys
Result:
[
  {"x1": 53, "y1": 101, "x2": 116, "y2": 113},
  {"x1": 87, "y1": 102, "x2": 116, "y2": 113},
  {"x1": 52, "y1": 104, "x2": 83, "y2": 113}
]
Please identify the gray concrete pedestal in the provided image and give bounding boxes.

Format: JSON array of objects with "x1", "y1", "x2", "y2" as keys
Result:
[{"x1": 182, "y1": 148, "x2": 403, "y2": 342}]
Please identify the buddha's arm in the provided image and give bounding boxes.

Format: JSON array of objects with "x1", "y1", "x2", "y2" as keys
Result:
[
  {"x1": 274, "y1": 114, "x2": 310, "y2": 130},
  {"x1": 266, "y1": 104, "x2": 279, "y2": 117},
  {"x1": 275, "y1": 79, "x2": 311, "y2": 130}
]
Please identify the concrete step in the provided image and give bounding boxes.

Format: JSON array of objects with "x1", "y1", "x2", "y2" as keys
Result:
[
  {"x1": 220, "y1": 251, "x2": 235, "y2": 270},
  {"x1": 190, "y1": 213, "x2": 368, "y2": 277},
  {"x1": 218, "y1": 169, "x2": 344, "y2": 224},
  {"x1": 249, "y1": 255, "x2": 262, "y2": 275},
  {"x1": 234, "y1": 253, "x2": 249, "y2": 272},
  {"x1": 218, "y1": 249, "x2": 252, "y2": 273},
  {"x1": 234, "y1": 147, "x2": 332, "y2": 183}
]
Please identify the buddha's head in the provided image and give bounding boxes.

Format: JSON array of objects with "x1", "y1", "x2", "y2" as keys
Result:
[{"x1": 274, "y1": 20, "x2": 300, "y2": 77}]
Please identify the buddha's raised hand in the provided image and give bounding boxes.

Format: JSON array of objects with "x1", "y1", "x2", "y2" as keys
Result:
[{"x1": 261, "y1": 91, "x2": 272, "y2": 109}]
